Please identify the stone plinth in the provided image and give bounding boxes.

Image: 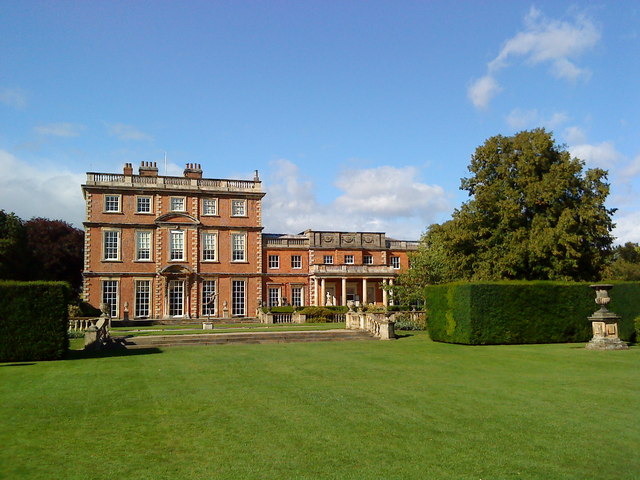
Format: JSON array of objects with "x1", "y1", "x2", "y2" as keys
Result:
[{"x1": 586, "y1": 284, "x2": 628, "y2": 350}]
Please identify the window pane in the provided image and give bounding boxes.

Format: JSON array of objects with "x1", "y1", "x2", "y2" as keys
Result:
[
  {"x1": 232, "y1": 234, "x2": 245, "y2": 261},
  {"x1": 268, "y1": 255, "x2": 279, "y2": 268},
  {"x1": 170, "y1": 197, "x2": 185, "y2": 211},
  {"x1": 268, "y1": 287, "x2": 280, "y2": 307},
  {"x1": 105, "y1": 195, "x2": 119, "y2": 212},
  {"x1": 135, "y1": 280, "x2": 150, "y2": 318},
  {"x1": 231, "y1": 200, "x2": 245, "y2": 216},
  {"x1": 232, "y1": 280, "x2": 245, "y2": 316},
  {"x1": 203, "y1": 198, "x2": 217, "y2": 215},
  {"x1": 171, "y1": 231, "x2": 184, "y2": 260},
  {"x1": 202, "y1": 233, "x2": 217, "y2": 261},
  {"x1": 136, "y1": 231, "x2": 151, "y2": 260},
  {"x1": 137, "y1": 197, "x2": 151, "y2": 213},
  {"x1": 291, "y1": 255, "x2": 302, "y2": 269},
  {"x1": 292, "y1": 287, "x2": 303, "y2": 307},
  {"x1": 104, "y1": 231, "x2": 119, "y2": 260},
  {"x1": 102, "y1": 280, "x2": 118, "y2": 317},
  {"x1": 202, "y1": 280, "x2": 216, "y2": 316}
]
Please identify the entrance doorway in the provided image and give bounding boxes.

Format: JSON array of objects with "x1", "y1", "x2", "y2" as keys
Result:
[{"x1": 168, "y1": 280, "x2": 184, "y2": 317}]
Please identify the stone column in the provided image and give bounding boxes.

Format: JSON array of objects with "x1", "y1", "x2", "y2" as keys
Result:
[
  {"x1": 389, "y1": 278, "x2": 394, "y2": 306},
  {"x1": 382, "y1": 279, "x2": 388, "y2": 307},
  {"x1": 362, "y1": 278, "x2": 368, "y2": 305},
  {"x1": 321, "y1": 278, "x2": 326, "y2": 306},
  {"x1": 313, "y1": 278, "x2": 318, "y2": 306},
  {"x1": 341, "y1": 277, "x2": 347, "y2": 306}
]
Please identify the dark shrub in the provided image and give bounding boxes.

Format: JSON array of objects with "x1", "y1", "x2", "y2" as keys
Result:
[{"x1": 0, "y1": 281, "x2": 71, "y2": 361}]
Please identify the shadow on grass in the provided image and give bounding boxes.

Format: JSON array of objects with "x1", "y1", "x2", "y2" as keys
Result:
[
  {"x1": 66, "y1": 346, "x2": 163, "y2": 360},
  {"x1": 0, "y1": 362, "x2": 37, "y2": 367}
]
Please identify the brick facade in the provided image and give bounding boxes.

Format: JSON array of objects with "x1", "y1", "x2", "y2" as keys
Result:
[{"x1": 82, "y1": 163, "x2": 417, "y2": 320}]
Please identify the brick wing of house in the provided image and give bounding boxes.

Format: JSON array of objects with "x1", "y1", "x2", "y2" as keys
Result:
[{"x1": 82, "y1": 163, "x2": 417, "y2": 320}]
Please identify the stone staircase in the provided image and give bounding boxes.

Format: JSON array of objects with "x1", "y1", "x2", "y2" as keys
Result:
[{"x1": 119, "y1": 329, "x2": 377, "y2": 349}]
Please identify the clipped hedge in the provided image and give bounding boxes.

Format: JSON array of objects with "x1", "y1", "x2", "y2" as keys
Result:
[
  {"x1": 0, "y1": 281, "x2": 71, "y2": 362},
  {"x1": 426, "y1": 281, "x2": 640, "y2": 345}
]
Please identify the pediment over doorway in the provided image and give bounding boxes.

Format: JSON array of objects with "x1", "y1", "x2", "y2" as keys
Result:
[
  {"x1": 159, "y1": 264, "x2": 194, "y2": 275},
  {"x1": 155, "y1": 212, "x2": 200, "y2": 225}
]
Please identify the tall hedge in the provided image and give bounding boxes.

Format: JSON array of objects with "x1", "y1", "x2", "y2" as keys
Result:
[
  {"x1": 426, "y1": 281, "x2": 640, "y2": 345},
  {"x1": 0, "y1": 281, "x2": 71, "y2": 361}
]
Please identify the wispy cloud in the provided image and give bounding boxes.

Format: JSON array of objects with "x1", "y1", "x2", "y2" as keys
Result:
[
  {"x1": 569, "y1": 141, "x2": 622, "y2": 169},
  {"x1": 0, "y1": 87, "x2": 28, "y2": 109},
  {"x1": 506, "y1": 109, "x2": 568, "y2": 130},
  {"x1": 262, "y1": 159, "x2": 449, "y2": 239},
  {"x1": 0, "y1": 150, "x2": 85, "y2": 227},
  {"x1": 468, "y1": 7, "x2": 600, "y2": 109},
  {"x1": 107, "y1": 123, "x2": 153, "y2": 141},
  {"x1": 34, "y1": 122, "x2": 85, "y2": 137}
]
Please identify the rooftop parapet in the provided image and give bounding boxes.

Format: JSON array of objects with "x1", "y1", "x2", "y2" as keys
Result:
[{"x1": 84, "y1": 172, "x2": 262, "y2": 193}]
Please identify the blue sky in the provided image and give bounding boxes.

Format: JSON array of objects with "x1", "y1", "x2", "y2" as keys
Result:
[{"x1": 1, "y1": 1, "x2": 639, "y2": 242}]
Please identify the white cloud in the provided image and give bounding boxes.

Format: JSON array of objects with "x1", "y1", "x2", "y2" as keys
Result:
[
  {"x1": 0, "y1": 150, "x2": 85, "y2": 227},
  {"x1": 0, "y1": 87, "x2": 27, "y2": 109},
  {"x1": 569, "y1": 141, "x2": 622, "y2": 169},
  {"x1": 506, "y1": 109, "x2": 568, "y2": 131},
  {"x1": 622, "y1": 154, "x2": 640, "y2": 178},
  {"x1": 467, "y1": 75, "x2": 501, "y2": 109},
  {"x1": 613, "y1": 211, "x2": 640, "y2": 245},
  {"x1": 107, "y1": 123, "x2": 153, "y2": 141},
  {"x1": 564, "y1": 125, "x2": 587, "y2": 144},
  {"x1": 262, "y1": 159, "x2": 449, "y2": 239},
  {"x1": 34, "y1": 122, "x2": 85, "y2": 137},
  {"x1": 469, "y1": 7, "x2": 599, "y2": 108}
]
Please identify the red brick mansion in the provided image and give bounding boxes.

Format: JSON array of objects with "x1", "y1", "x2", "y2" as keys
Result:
[{"x1": 82, "y1": 163, "x2": 418, "y2": 319}]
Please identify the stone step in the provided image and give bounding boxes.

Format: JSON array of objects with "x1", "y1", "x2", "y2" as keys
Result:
[{"x1": 119, "y1": 329, "x2": 376, "y2": 348}]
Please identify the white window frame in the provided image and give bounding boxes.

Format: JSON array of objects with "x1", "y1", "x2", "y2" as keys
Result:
[
  {"x1": 232, "y1": 279, "x2": 246, "y2": 317},
  {"x1": 231, "y1": 232, "x2": 246, "y2": 262},
  {"x1": 391, "y1": 256, "x2": 400, "y2": 269},
  {"x1": 202, "y1": 198, "x2": 218, "y2": 216},
  {"x1": 102, "y1": 228, "x2": 121, "y2": 261},
  {"x1": 202, "y1": 232, "x2": 218, "y2": 262},
  {"x1": 231, "y1": 199, "x2": 247, "y2": 217},
  {"x1": 268, "y1": 255, "x2": 280, "y2": 269},
  {"x1": 291, "y1": 255, "x2": 302, "y2": 269},
  {"x1": 291, "y1": 286, "x2": 304, "y2": 307},
  {"x1": 345, "y1": 255, "x2": 354, "y2": 265},
  {"x1": 104, "y1": 194, "x2": 121, "y2": 213},
  {"x1": 135, "y1": 230, "x2": 153, "y2": 262},
  {"x1": 268, "y1": 286, "x2": 281, "y2": 307},
  {"x1": 101, "y1": 279, "x2": 119, "y2": 318},
  {"x1": 170, "y1": 196, "x2": 186, "y2": 212},
  {"x1": 134, "y1": 279, "x2": 151, "y2": 318},
  {"x1": 170, "y1": 230, "x2": 185, "y2": 261},
  {"x1": 323, "y1": 255, "x2": 333, "y2": 265},
  {"x1": 167, "y1": 279, "x2": 184, "y2": 317},
  {"x1": 202, "y1": 279, "x2": 217, "y2": 317},
  {"x1": 364, "y1": 255, "x2": 373, "y2": 265},
  {"x1": 136, "y1": 196, "x2": 153, "y2": 214}
]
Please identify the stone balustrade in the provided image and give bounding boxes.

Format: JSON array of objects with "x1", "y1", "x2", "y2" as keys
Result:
[
  {"x1": 85, "y1": 173, "x2": 261, "y2": 193},
  {"x1": 345, "y1": 311, "x2": 395, "y2": 340}
]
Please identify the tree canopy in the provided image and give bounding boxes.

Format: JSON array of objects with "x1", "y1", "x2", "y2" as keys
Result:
[
  {"x1": 398, "y1": 129, "x2": 616, "y2": 294},
  {"x1": 0, "y1": 211, "x2": 84, "y2": 291}
]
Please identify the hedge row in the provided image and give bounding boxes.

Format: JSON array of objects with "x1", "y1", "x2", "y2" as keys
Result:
[
  {"x1": 0, "y1": 281, "x2": 71, "y2": 362},
  {"x1": 425, "y1": 281, "x2": 640, "y2": 345}
]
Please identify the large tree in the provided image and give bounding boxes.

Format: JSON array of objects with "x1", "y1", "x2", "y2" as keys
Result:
[
  {"x1": 24, "y1": 218, "x2": 84, "y2": 291},
  {"x1": 0, "y1": 210, "x2": 29, "y2": 280},
  {"x1": 402, "y1": 129, "x2": 615, "y2": 289}
]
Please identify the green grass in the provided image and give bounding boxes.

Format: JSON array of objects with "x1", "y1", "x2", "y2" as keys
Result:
[
  {"x1": 110, "y1": 322, "x2": 346, "y2": 336},
  {"x1": 1, "y1": 333, "x2": 638, "y2": 479}
]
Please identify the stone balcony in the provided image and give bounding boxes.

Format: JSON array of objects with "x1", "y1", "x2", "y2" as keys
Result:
[
  {"x1": 84, "y1": 173, "x2": 262, "y2": 193},
  {"x1": 311, "y1": 264, "x2": 396, "y2": 276}
]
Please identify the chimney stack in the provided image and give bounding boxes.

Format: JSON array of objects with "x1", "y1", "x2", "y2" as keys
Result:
[
  {"x1": 123, "y1": 163, "x2": 133, "y2": 176},
  {"x1": 183, "y1": 163, "x2": 203, "y2": 179},
  {"x1": 139, "y1": 161, "x2": 158, "y2": 177}
]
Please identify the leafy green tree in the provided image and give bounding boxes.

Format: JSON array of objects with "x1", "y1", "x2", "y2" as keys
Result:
[
  {"x1": 604, "y1": 242, "x2": 640, "y2": 280},
  {"x1": 0, "y1": 210, "x2": 29, "y2": 280},
  {"x1": 401, "y1": 129, "x2": 615, "y2": 292}
]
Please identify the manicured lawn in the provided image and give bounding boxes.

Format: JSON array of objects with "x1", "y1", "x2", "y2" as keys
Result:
[
  {"x1": 1, "y1": 333, "x2": 637, "y2": 479},
  {"x1": 110, "y1": 322, "x2": 346, "y2": 336}
]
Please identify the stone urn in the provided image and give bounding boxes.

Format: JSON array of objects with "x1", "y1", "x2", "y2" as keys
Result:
[{"x1": 586, "y1": 284, "x2": 628, "y2": 350}]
